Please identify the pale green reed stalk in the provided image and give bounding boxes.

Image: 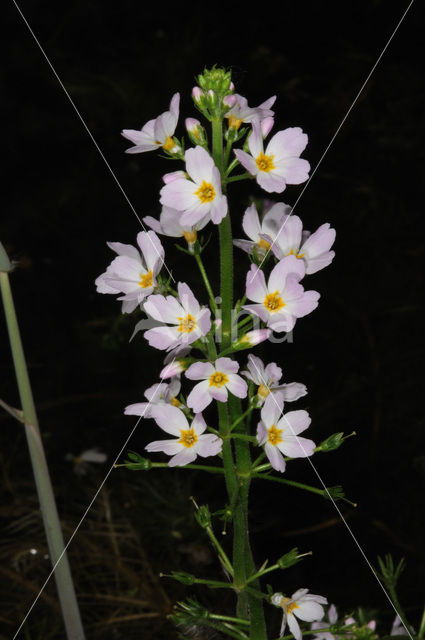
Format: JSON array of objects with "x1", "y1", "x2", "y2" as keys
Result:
[{"x1": 0, "y1": 242, "x2": 85, "y2": 640}]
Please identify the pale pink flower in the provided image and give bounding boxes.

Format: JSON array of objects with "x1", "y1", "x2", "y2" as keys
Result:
[
  {"x1": 243, "y1": 354, "x2": 307, "y2": 406},
  {"x1": 122, "y1": 93, "x2": 180, "y2": 154},
  {"x1": 144, "y1": 282, "x2": 211, "y2": 351},
  {"x1": 234, "y1": 119, "x2": 310, "y2": 193},
  {"x1": 124, "y1": 377, "x2": 182, "y2": 419},
  {"x1": 272, "y1": 589, "x2": 327, "y2": 640},
  {"x1": 233, "y1": 202, "x2": 292, "y2": 257},
  {"x1": 160, "y1": 146, "x2": 228, "y2": 226},
  {"x1": 95, "y1": 231, "x2": 164, "y2": 313},
  {"x1": 243, "y1": 256, "x2": 320, "y2": 332},
  {"x1": 312, "y1": 604, "x2": 339, "y2": 640},
  {"x1": 185, "y1": 357, "x2": 248, "y2": 413},
  {"x1": 224, "y1": 93, "x2": 276, "y2": 130},
  {"x1": 257, "y1": 392, "x2": 315, "y2": 473},
  {"x1": 271, "y1": 214, "x2": 336, "y2": 274},
  {"x1": 146, "y1": 404, "x2": 222, "y2": 467},
  {"x1": 143, "y1": 205, "x2": 209, "y2": 247},
  {"x1": 234, "y1": 329, "x2": 271, "y2": 349}
]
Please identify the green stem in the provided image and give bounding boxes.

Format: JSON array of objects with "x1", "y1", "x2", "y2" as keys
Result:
[
  {"x1": 252, "y1": 471, "x2": 327, "y2": 498},
  {"x1": 226, "y1": 172, "x2": 252, "y2": 183},
  {"x1": 229, "y1": 405, "x2": 255, "y2": 432},
  {"x1": 212, "y1": 114, "x2": 266, "y2": 638},
  {"x1": 0, "y1": 269, "x2": 85, "y2": 640},
  {"x1": 194, "y1": 251, "x2": 218, "y2": 314},
  {"x1": 417, "y1": 603, "x2": 425, "y2": 640}
]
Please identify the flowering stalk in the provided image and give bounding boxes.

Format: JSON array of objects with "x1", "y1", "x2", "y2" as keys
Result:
[
  {"x1": 100, "y1": 66, "x2": 352, "y2": 640},
  {"x1": 0, "y1": 246, "x2": 85, "y2": 640}
]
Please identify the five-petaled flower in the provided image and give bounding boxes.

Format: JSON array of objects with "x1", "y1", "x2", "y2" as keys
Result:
[
  {"x1": 242, "y1": 354, "x2": 307, "y2": 406},
  {"x1": 233, "y1": 201, "x2": 292, "y2": 258},
  {"x1": 224, "y1": 93, "x2": 276, "y2": 130},
  {"x1": 234, "y1": 119, "x2": 310, "y2": 193},
  {"x1": 272, "y1": 588, "x2": 328, "y2": 640},
  {"x1": 244, "y1": 255, "x2": 320, "y2": 332},
  {"x1": 160, "y1": 146, "x2": 228, "y2": 226},
  {"x1": 122, "y1": 93, "x2": 181, "y2": 154},
  {"x1": 144, "y1": 282, "x2": 211, "y2": 351},
  {"x1": 95, "y1": 231, "x2": 164, "y2": 313},
  {"x1": 185, "y1": 357, "x2": 248, "y2": 413},
  {"x1": 146, "y1": 404, "x2": 222, "y2": 467},
  {"x1": 256, "y1": 392, "x2": 315, "y2": 472},
  {"x1": 143, "y1": 205, "x2": 209, "y2": 248},
  {"x1": 124, "y1": 377, "x2": 182, "y2": 419},
  {"x1": 270, "y1": 214, "x2": 336, "y2": 274}
]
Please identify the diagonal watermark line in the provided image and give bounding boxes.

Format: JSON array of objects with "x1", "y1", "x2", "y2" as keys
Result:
[
  {"x1": 12, "y1": 359, "x2": 176, "y2": 639},
  {"x1": 248, "y1": 355, "x2": 414, "y2": 640},
  {"x1": 251, "y1": 0, "x2": 415, "y2": 280},
  {"x1": 11, "y1": 0, "x2": 174, "y2": 282}
]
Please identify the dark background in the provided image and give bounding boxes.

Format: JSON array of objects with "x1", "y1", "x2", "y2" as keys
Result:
[{"x1": 1, "y1": 1, "x2": 424, "y2": 638}]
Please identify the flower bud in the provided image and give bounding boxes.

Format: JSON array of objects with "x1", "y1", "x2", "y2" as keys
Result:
[
  {"x1": 261, "y1": 116, "x2": 274, "y2": 138},
  {"x1": 192, "y1": 86, "x2": 203, "y2": 103},
  {"x1": 160, "y1": 358, "x2": 190, "y2": 379},
  {"x1": 234, "y1": 329, "x2": 271, "y2": 350},
  {"x1": 162, "y1": 170, "x2": 186, "y2": 184},
  {"x1": 223, "y1": 94, "x2": 237, "y2": 109},
  {"x1": 185, "y1": 118, "x2": 207, "y2": 146}
]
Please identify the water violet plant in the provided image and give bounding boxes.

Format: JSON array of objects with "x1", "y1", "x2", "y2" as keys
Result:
[{"x1": 96, "y1": 67, "x2": 418, "y2": 640}]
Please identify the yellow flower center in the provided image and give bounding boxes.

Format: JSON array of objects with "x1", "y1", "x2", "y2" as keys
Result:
[
  {"x1": 267, "y1": 424, "x2": 283, "y2": 446},
  {"x1": 228, "y1": 115, "x2": 243, "y2": 130},
  {"x1": 195, "y1": 180, "x2": 216, "y2": 204},
  {"x1": 162, "y1": 136, "x2": 175, "y2": 151},
  {"x1": 264, "y1": 291, "x2": 285, "y2": 312},
  {"x1": 178, "y1": 428, "x2": 198, "y2": 448},
  {"x1": 183, "y1": 230, "x2": 198, "y2": 245},
  {"x1": 288, "y1": 248, "x2": 305, "y2": 259},
  {"x1": 177, "y1": 314, "x2": 197, "y2": 333},
  {"x1": 139, "y1": 270, "x2": 153, "y2": 288},
  {"x1": 257, "y1": 238, "x2": 271, "y2": 250},
  {"x1": 279, "y1": 597, "x2": 299, "y2": 613},
  {"x1": 256, "y1": 152, "x2": 275, "y2": 172},
  {"x1": 258, "y1": 384, "x2": 270, "y2": 399},
  {"x1": 209, "y1": 371, "x2": 229, "y2": 387},
  {"x1": 171, "y1": 397, "x2": 181, "y2": 407}
]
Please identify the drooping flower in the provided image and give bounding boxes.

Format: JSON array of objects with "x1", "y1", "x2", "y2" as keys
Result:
[
  {"x1": 312, "y1": 604, "x2": 339, "y2": 640},
  {"x1": 95, "y1": 231, "x2": 164, "y2": 313},
  {"x1": 124, "y1": 377, "x2": 182, "y2": 419},
  {"x1": 143, "y1": 282, "x2": 211, "y2": 351},
  {"x1": 270, "y1": 214, "x2": 336, "y2": 274},
  {"x1": 256, "y1": 392, "x2": 315, "y2": 473},
  {"x1": 143, "y1": 205, "x2": 209, "y2": 248},
  {"x1": 146, "y1": 404, "x2": 222, "y2": 467},
  {"x1": 224, "y1": 93, "x2": 276, "y2": 130},
  {"x1": 160, "y1": 146, "x2": 228, "y2": 226},
  {"x1": 243, "y1": 256, "x2": 320, "y2": 332},
  {"x1": 272, "y1": 589, "x2": 327, "y2": 640},
  {"x1": 234, "y1": 119, "x2": 310, "y2": 193},
  {"x1": 185, "y1": 357, "x2": 248, "y2": 413},
  {"x1": 243, "y1": 354, "x2": 307, "y2": 405},
  {"x1": 160, "y1": 347, "x2": 192, "y2": 379},
  {"x1": 122, "y1": 93, "x2": 181, "y2": 154},
  {"x1": 233, "y1": 202, "x2": 292, "y2": 258},
  {"x1": 233, "y1": 329, "x2": 271, "y2": 350}
]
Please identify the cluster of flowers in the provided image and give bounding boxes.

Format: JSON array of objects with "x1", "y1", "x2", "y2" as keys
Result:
[
  {"x1": 96, "y1": 80, "x2": 336, "y2": 475},
  {"x1": 96, "y1": 70, "x2": 339, "y2": 638}
]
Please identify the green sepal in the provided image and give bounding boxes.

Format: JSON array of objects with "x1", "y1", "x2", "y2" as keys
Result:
[
  {"x1": 316, "y1": 431, "x2": 356, "y2": 452},
  {"x1": 123, "y1": 451, "x2": 152, "y2": 471},
  {"x1": 170, "y1": 571, "x2": 196, "y2": 585},
  {"x1": 277, "y1": 547, "x2": 306, "y2": 569},
  {"x1": 194, "y1": 504, "x2": 212, "y2": 529}
]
